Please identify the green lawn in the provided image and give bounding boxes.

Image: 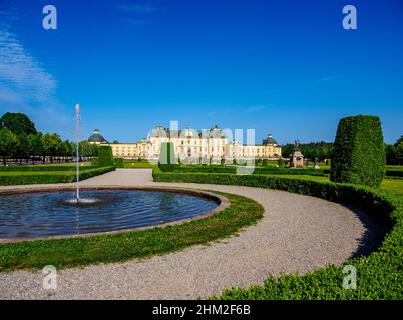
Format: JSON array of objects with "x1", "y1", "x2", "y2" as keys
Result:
[
  {"x1": 382, "y1": 178, "x2": 403, "y2": 195},
  {"x1": 268, "y1": 174, "x2": 403, "y2": 196},
  {"x1": 123, "y1": 161, "x2": 155, "y2": 168}
]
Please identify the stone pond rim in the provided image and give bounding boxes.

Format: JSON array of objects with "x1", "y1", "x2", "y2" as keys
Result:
[{"x1": 0, "y1": 186, "x2": 230, "y2": 243}]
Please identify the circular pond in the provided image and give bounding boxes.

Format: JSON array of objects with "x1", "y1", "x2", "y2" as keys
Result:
[{"x1": 0, "y1": 189, "x2": 220, "y2": 239}]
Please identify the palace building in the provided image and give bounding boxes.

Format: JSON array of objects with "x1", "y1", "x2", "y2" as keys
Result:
[{"x1": 88, "y1": 125, "x2": 282, "y2": 162}]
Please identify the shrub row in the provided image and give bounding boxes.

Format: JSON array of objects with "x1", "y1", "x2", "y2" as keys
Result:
[
  {"x1": 91, "y1": 155, "x2": 124, "y2": 168},
  {"x1": 386, "y1": 169, "x2": 403, "y2": 178},
  {"x1": 0, "y1": 167, "x2": 115, "y2": 186},
  {"x1": 153, "y1": 169, "x2": 402, "y2": 299},
  {"x1": 113, "y1": 158, "x2": 124, "y2": 168},
  {"x1": 0, "y1": 165, "x2": 96, "y2": 172},
  {"x1": 157, "y1": 165, "x2": 329, "y2": 176},
  {"x1": 90, "y1": 157, "x2": 98, "y2": 166}
]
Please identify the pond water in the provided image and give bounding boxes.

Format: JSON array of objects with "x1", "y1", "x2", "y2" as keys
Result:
[{"x1": 0, "y1": 189, "x2": 219, "y2": 239}]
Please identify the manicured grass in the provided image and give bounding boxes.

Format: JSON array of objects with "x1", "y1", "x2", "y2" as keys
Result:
[
  {"x1": 153, "y1": 169, "x2": 403, "y2": 299},
  {"x1": 123, "y1": 161, "x2": 155, "y2": 168},
  {"x1": 0, "y1": 166, "x2": 115, "y2": 185},
  {"x1": 0, "y1": 191, "x2": 263, "y2": 272},
  {"x1": 382, "y1": 178, "x2": 403, "y2": 195}
]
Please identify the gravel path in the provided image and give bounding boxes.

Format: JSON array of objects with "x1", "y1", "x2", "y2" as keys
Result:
[{"x1": 0, "y1": 169, "x2": 386, "y2": 299}]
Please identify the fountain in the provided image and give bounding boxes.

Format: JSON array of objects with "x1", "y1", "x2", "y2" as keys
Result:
[
  {"x1": 0, "y1": 104, "x2": 224, "y2": 241},
  {"x1": 75, "y1": 103, "x2": 80, "y2": 202},
  {"x1": 64, "y1": 104, "x2": 99, "y2": 205}
]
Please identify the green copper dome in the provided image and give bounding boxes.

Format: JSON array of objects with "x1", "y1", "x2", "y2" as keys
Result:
[
  {"x1": 263, "y1": 134, "x2": 277, "y2": 145},
  {"x1": 88, "y1": 129, "x2": 108, "y2": 143}
]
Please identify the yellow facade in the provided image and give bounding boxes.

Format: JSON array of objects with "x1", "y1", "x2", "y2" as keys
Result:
[{"x1": 89, "y1": 126, "x2": 282, "y2": 161}]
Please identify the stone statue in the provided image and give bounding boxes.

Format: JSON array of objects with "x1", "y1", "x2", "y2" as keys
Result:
[
  {"x1": 294, "y1": 139, "x2": 300, "y2": 150},
  {"x1": 290, "y1": 139, "x2": 304, "y2": 168},
  {"x1": 314, "y1": 157, "x2": 320, "y2": 169}
]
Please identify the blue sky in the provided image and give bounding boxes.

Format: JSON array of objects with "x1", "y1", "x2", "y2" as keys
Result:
[{"x1": 0, "y1": 0, "x2": 402, "y2": 144}]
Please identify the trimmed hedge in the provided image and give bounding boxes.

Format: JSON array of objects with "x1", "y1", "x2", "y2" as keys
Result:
[
  {"x1": 159, "y1": 142, "x2": 176, "y2": 165},
  {"x1": 0, "y1": 167, "x2": 115, "y2": 186},
  {"x1": 386, "y1": 169, "x2": 403, "y2": 178},
  {"x1": 153, "y1": 169, "x2": 403, "y2": 299},
  {"x1": 158, "y1": 142, "x2": 178, "y2": 172},
  {"x1": 113, "y1": 158, "x2": 124, "y2": 168},
  {"x1": 97, "y1": 146, "x2": 113, "y2": 167},
  {"x1": 0, "y1": 165, "x2": 96, "y2": 172},
  {"x1": 157, "y1": 165, "x2": 328, "y2": 176},
  {"x1": 90, "y1": 157, "x2": 98, "y2": 166},
  {"x1": 331, "y1": 115, "x2": 386, "y2": 187}
]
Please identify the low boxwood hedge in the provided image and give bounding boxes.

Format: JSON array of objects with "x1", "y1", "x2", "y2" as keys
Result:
[
  {"x1": 157, "y1": 165, "x2": 328, "y2": 176},
  {"x1": 0, "y1": 166, "x2": 115, "y2": 186},
  {"x1": 113, "y1": 158, "x2": 124, "y2": 168},
  {"x1": 90, "y1": 157, "x2": 98, "y2": 166},
  {"x1": 153, "y1": 168, "x2": 403, "y2": 299},
  {"x1": 0, "y1": 165, "x2": 96, "y2": 172},
  {"x1": 386, "y1": 169, "x2": 403, "y2": 178}
]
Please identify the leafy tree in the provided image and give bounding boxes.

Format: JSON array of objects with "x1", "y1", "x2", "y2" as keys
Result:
[
  {"x1": 58, "y1": 140, "x2": 74, "y2": 161},
  {"x1": 41, "y1": 133, "x2": 62, "y2": 163},
  {"x1": 0, "y1": 112, "x2": 36, "y2": 135},
  {"x1": 385, "y1": 144, "x2": 396, "y2": 165},
  {"x1": 27, "y1": 133, "x2": 44, "y2": 164},
  {"x1": 0, "y1": 128, "x2": 18, "y2": 165},
  {"x1": 395, "y1": 136, "x2": 403, "y2": 165},
  {"x1": 78, "y1": 141, "x2": 98, "y2": 160},
  {"x1": 15, "y1": 133, "x2": 30, "y2": 165},
  {"x1": 281, "y1": 141, "x2": 333, "y2": 161},
  {"x1": 385, "y1": 136, "x2": 403, "y2": 165}
]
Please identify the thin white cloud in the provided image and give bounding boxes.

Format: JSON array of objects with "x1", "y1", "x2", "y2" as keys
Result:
[
  {"x1": 317, "y1": 74, "x2": 344, "y2": 83},
  {"x1": 243, "y1": 105, "x2": 270, "y2": 113},
  {"x1": 0, "y1": 29, "x2": 57, "y2": 103},
  {"x1": 117, "y1": 3, "x2": 158, "y2": 13},
  {"x1": 124, "y1": 18, "x2": 146, "y2": 26},
  {"x1": 0, "y1": 20, "x2": 69, "y2": 133},
  {"x1": 0, "y1": 0, "x2": 55, "y2": 104}
]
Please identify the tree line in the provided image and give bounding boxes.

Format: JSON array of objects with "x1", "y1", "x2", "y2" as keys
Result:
[
  {"x1": 385, "y1": 136, "x2": 403, "y2": 165},
  {"x1": 281, "y1": 141, "x2": 334, "y2": 162},
  {"x1": 0, "y1": 112, "x2": 98, "y2": 166},
  {"x1": 281, "y1": 138, "x2": 403, "y2": 165}
]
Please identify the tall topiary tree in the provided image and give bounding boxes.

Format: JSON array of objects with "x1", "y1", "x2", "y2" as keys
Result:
[
  {"x1": 158, "y1": 142, "x2": 175, "y2": 165},
  {"x1": 97, "y1": 146, "x2": 113, "y2": 167},
  {"x1": 330, "y1": 115, "x2": 386, "y2": 187},
  {"x1": 158, "y1": 142, "x2": 176, "y2": 171}
]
